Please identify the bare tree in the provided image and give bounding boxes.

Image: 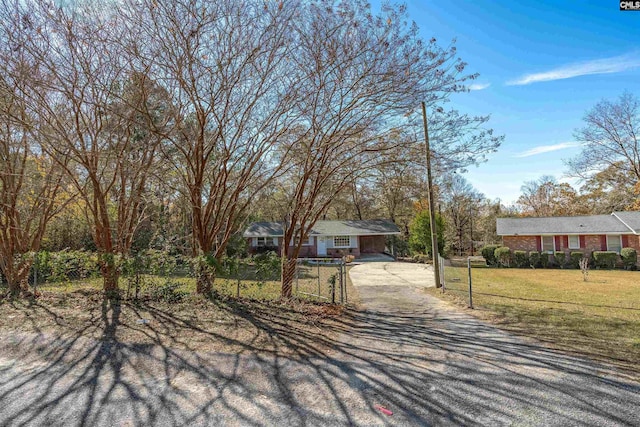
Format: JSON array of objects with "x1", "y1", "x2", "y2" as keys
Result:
[
  {"x1": 276, "y1": 1, "x2": 483, "y2": 298},
  {"x1": 0, "y1": 43, "x2": 68, "y2": 295},
  {"x1": 6, "y1": 2, "x2": 170, "y2": 291},
  {"x1": 516, "y1": 175, "x2": 579, "y2": 217},
  {"x1": 123, "y1": 0, "x2": 298, "y2": 293},
  {"x1": 440, "y1": 174, "x2": 484, "y2": 255},
  {"x1": 568, "y1": 92, "x2": 640, "y2": 184}
]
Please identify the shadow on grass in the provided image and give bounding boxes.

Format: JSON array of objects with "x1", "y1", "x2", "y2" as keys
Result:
[{"x1": 0, "y1": 289, "x2": 639, "y2": 426}]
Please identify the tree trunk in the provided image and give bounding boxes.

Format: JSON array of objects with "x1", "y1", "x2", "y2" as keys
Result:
[
  {"x1": 4, "y1": 261, "x2": 32, "y2": 297},
  {"x1": 281, "y1": 257, "x2": 297, "y2": 299},
  {"x1": 196, "y1": 264, "x2": 215, "y2": 295},
  {"x1": 100, "y1": 255, "x2": 120, "y2": 292}
]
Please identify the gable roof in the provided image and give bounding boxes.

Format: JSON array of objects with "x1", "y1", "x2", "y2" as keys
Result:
[
  {"x1": 243, "y1": 219, "x2": 400, "y2": 238},
  {"x1": 612, "y1": 211, "x2": 640, "y2": 234},
  {"x1": 497, "y1": 212, "x2": 640, "y2": 236}
]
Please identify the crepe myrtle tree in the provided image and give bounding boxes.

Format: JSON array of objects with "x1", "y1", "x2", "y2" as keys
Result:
[
  {"x1": 0, "y1": 69, "x2": 69, "y2": 296},
  {"x1": 6, "y1": 2, "x2": 172, "y2": 292},
  {"x1": 276, "y1": 1, "x2": 502, "y2": 298},
  {"x1": 121, "y1": 0, "x2": 298, "y2": 294}
]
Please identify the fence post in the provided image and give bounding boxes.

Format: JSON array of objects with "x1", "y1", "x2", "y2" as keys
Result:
[
  {"x1": 317, "y1": 261, "x2": 321, "y2": 297},
  {"x1": 295, "y1": 261, "x2": 299, "y2": 296},
  {"x1": 467, "y1": 257, "x2": 473, "y2": 309},
  {"x1": 33, "y1": 262, "x2": 37, "y2": 294},
  {"x1": 339, "y1": 263, "x2": 344, "y2": 304}
]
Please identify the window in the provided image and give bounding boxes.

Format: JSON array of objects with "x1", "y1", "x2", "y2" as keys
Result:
[
  {"x1": 568, "y1": 235, "x2": 580, "y2": 249},
  {"x1": 541, "y1": 236, "x2": 554, "y2": 253},
  {"x1": 294, "y1": 235, "x2": 312, "y2": 246},
  {"x1": 256, "y1": 237, "x2": 275, "y2": 247},
  {"x1": 333, "y1": 236, "x2": 351, "y2": 248},
  {"x1": 607, "y1": 235, "x2": 622, "y2": 253}
]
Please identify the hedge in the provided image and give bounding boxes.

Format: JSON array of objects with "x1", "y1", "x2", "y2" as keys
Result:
[
  {"x1": 540, "y1": 252, "x2": 550, "y2": 269},
  {"x1": 513, "y1": 250, "x2": 528, "y2": 268},
  {"x1": 569, "y1": 251, "x2": 583, "y2": 269},
  {"x1": 494, "y1": 246, "x2": 511, "y2": 267},
  {"x1": 554, "y1": 251, "x2": 566, "y2": 268},
  {"x1": 620, "y1": 247, "x2": 637, "y2": 270},
  {"x1": 481, "y1": 245, "x2": 500, "y2": 266},
  {"x1": 529, "y1": 251, "x2": 540, "y2": 268},
  {"x1": 592, "y1": 251, "x2": 618, "y2": 270}
]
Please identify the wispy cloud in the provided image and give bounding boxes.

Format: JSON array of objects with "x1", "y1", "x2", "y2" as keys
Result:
[
  {"x1": 468, "y1": 82, "x2": 490, "y2": 91},
  {"x1": 507, "y1": 52, "x2": 640, "y2": 86},
  {"x1": 515, "y1": 142, "x2": 581, "y2": 158}
]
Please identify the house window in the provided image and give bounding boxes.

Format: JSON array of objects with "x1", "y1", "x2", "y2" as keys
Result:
[
  {"x1": 541, "y1": 236, "x2": 554, "y2": 253},
  {"x1": 256, "y1": 237, "x2": 275, "y2": 247},
  {"x1": 607, "y1": 235, "x2": 622, "y2": 253},
  {"x1": 333, "y1": 236, "x2": 351, "y2": 248},
  {"x1": 568, "y1": 235, "x2": 580, "y2": 249},
  {"x1": 294, "y1": 235, "x2": 312, "y2": 246}
]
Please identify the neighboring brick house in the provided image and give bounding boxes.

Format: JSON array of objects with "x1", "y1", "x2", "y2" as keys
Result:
[
  {"x1": 496, "y1": 211, "x2": 640, "y2": 257},
  {"x1": 243, "y1": 219, "x2": 400, "y2": 258}
]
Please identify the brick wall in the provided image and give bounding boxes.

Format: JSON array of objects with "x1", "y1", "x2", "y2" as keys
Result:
[
  {"x1": 502, "y1": 236, "x2": 538, "y2": 251},
  {"x1": 502, "y1": 234, "x2": 639, "y2": 258},
  {"x1": 327, "y1": 247, "x2": 360, "y2": 258},
  {"x1": 624, "y1": 235, "x2": 640, "y2": 252}
]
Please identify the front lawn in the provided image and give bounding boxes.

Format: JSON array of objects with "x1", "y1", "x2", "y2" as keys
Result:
[{"x1": 427, "y1": 267, "x2": 640, "y2": 377}]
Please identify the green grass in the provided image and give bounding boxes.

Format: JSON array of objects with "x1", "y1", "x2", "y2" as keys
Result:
[{"x1": 427, "y1": 267, "x2": 640, "y2": 376}]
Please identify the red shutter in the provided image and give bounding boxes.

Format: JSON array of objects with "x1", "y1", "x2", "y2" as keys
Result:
[
  {"x1": 579, "y1": 235, "x2": 586, "y2": 248},
  {"x1": 600, "y1": 235, "x2": 607, "y2": 251},
  {"x1": 563, "y1": 235, "x2": 569, "y2": 249},
  {"x1": 536, "y1": 236, "x2": 542, "y2": 251},
  {"x1": 622, "y1": 235, "x2": 629, "y2": 248},
  {"x1": 554, "y1": 236, "x2": 561, "y2": 251}
]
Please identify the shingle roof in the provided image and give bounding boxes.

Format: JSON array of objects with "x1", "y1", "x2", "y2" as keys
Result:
[
  {"x1": 243, "y1": 219, "x2": 400, "y2": 237},
  {"x1": 612, "y1": 211, "x2": 640, "y2": 234},
  {"x1": 496, "y1": 214, "x2": 634, "y2": 236}
]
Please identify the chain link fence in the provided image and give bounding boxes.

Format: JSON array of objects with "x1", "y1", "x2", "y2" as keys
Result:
[
  {"x1": 294, "y1": 258, "x2": 349, "y2": 303},
  {"x1": 3, "y1": 250, "x2": 351, "y2": 304}
]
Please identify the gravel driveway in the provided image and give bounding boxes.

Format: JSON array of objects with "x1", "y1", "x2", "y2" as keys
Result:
[{"x1": 1, "y1": 261, "x2": 639, "y2": 426}]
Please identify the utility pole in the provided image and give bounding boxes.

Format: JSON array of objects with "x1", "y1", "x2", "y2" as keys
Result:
[{"x1": 421, "y1": 102, "x2": 441, "y2": 288}]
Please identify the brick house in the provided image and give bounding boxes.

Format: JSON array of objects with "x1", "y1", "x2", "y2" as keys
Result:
[
  {"x1": 496, "y1": 211, "x2": 640, "y2": 257},
  {"x1": 243, "y1": 219, "x2": 400, "y2": 258}
]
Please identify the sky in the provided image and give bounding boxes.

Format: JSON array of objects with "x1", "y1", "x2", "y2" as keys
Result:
[{"x1": 383, "y1": 0, "x2": 640, "y2": 204}]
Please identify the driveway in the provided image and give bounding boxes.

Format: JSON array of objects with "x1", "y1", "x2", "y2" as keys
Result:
[{"x1": 0, "y1": 262, "x2": 639, "y2": 426}]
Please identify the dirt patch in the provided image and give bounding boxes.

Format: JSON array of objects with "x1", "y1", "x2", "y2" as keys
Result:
[{"x1": 0, "y1": 290, "x2": 346, "y2": 358}]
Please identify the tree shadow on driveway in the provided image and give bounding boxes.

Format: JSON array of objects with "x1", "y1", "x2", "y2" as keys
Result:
[{"x1": 0, "y1": 290, "x2": 639, "y2": 426}]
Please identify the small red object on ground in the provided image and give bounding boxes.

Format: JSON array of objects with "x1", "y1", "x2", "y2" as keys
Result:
[{"x1": 375, "y1": 405, "x2": 393, "y2": 416}]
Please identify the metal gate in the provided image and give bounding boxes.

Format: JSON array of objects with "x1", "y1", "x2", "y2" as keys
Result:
[{"x1": 294, "y1": 258, "x2": 348, "y2": 303}]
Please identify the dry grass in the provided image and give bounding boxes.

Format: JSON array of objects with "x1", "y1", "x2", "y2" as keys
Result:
[
  {"x1": 427, "y1": 267, "x2": 640, "y2": 377},
  {"x1": 0, "y1": 265, "x2": 357, "y2": 356}
]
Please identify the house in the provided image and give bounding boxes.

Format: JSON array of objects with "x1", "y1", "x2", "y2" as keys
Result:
[
  {"x1": 243, "y1": 219, "x2": 401, "y2": 258},
  {"x1": 496, "y1": 211, "x2": 640, "y2": 256}
]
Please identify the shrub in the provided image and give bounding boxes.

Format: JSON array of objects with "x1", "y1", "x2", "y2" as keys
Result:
[
  {"x1": 540, "y1": 252, "x2": 550, "y2": 269},
  {"x1": 528, "y1": 251, "x2": 540, "y2": 268},
  {"x1": 253, "y1": 251, "x2": 281, "y2": 281},
  {"x1": 569, "y1": 251, "x2": 583, "y2": 269},
  {"x1": 592, "y1": 251, "x2": 618, "y2": 269},
  {"x1": 149, "y1": 280, "x2": 187, "y2": 303},
  {"x1": 494, "y1": 246, "x2": 511, "y2": 267},
  {"x1": 413, "y1": 254, "x2": 432, "y2": 264},
  {"x1": 620, "y1": 248, "x2": 637, "y2": 270},
  {"x1": 513, "y1": 250, "x2": 528, "y2": 268},
  {"x1": 481, "y1": 244, "x2": 500, "y2": 266},
  {"x1": 554, "y1": 251, "x2": 566, "y2": 268}
]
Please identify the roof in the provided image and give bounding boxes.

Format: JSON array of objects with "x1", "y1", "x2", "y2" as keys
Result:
[
  {"x1": 497, "y1": 212, "x2": 640, "y2": 236},
  {"x1": 243, "y1": 219, "x2": 400, "y2": 238},
  {"x1": 612, "y1": 211, "x2": 640, "y2": 234}
]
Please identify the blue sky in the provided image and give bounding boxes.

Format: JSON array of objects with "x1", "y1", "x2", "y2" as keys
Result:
[{"x1": 393, "y1": 1, "x2": 640, "y2": 204}]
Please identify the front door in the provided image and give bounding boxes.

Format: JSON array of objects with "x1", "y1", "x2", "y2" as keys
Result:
[{"x1": 317, "y1": 236, "x2": 327, "y2": 256}]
